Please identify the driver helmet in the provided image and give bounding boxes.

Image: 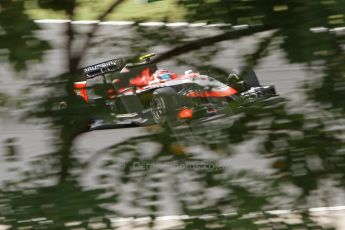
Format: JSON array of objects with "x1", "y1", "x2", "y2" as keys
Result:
[{"x1": 155, "y1": 69, "x2": 172, "y2": 81}]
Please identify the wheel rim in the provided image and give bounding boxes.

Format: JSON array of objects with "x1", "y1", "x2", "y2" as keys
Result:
[{"x1": 151, "y1": 96, "x2": 167, "y2": 124}]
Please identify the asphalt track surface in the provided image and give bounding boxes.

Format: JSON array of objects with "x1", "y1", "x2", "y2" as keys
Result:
[
  {"x1": 1, "y1": 22, "x2": 344, "y2": 228},
  {"x1": 0, "y1": 23, "x2": 309, "y2": 179}
]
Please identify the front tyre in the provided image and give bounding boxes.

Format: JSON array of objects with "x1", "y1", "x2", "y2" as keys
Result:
[
  {"x1": 150, "y1": 87, "x2": 178, "y2": 126},
  {"x1": 243, "y1": 70, "x2": 260, "y2": 89},
  {"x1": 227, "y1": 69, "x2": 261, "y2": 91},
  {"x1": 59, "y1": 96, "x2": 92, "y2": 132}
]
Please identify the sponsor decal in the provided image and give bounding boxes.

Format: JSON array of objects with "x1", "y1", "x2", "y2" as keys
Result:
[
  {"x1": 186, "y1": 87, "x2": 238, "y2": 98},
  {"x1": 83, "y1": 59, "x2": 123, "y2": 74}
]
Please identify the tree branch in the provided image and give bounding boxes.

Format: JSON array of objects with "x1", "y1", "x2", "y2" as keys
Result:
[
  {"x1": 76, "y1": 0, "x2": 127, "y2": 66},
  {"x1": 240, "y1": 29, "x2": 281, "y2": 75},
  {"x1": 67, "y1": 21, "x2": 76, "y2": 71},
  {"x1": 152, "y1": 26, "x2": 273, "y2": 64}
]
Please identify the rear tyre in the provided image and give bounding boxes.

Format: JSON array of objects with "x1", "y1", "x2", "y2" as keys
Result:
[
  {"x1": 150, "y1": 87, "x2": 179, "y2": 126},
  {"x1": 59, "y1": 96, "x2": 92, "y2": 132}
]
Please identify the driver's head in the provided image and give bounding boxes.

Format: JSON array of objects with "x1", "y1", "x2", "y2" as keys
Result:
[
  {"x1": 160, "y1": 73, "x2": 172, "y2": 80},
  {"x1": 155, "y1": 69, "x2": 172, "y2": 81}
]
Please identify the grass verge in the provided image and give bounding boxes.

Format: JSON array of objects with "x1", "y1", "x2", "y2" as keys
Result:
[{"x1": 26, "y1": 0, "x2": 185, "y2": 22}]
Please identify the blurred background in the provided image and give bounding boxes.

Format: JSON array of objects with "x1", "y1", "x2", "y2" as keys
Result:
[{"x1": 1, "y1": 0, "x2": 345, "y2": 229}]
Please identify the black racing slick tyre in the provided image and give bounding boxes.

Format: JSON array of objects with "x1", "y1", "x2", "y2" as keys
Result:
[
  {"x1": 59, "y1": 96, "x2": 92, "y2": 133},
  {"x1": 243, "y1": 70, "x2": 260, "y2": 89},
  {"x1": 150, "y1": 87, "x2": 179, "y2": 126}
]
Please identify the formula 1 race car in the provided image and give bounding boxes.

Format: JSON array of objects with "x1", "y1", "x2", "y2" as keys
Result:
[{"x1": 67, "y1": 53, "x2": 276, "y2": 129}]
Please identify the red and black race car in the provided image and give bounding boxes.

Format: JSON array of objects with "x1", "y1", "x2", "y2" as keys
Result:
[{"x1": 68, "y1": 53, "x2": 276, "y2": 129}]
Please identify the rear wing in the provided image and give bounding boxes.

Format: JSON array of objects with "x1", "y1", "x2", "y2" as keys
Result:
[{"x1": 83, "y1": 58, "x2": 125, "y2": 79}]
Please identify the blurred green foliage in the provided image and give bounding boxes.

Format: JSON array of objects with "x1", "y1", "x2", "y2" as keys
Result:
[
  {"x1": 0, "y1": 0, "x2": 50, "y2": 71},
  {"x1": 178, "y1": 0, "x2": 345, "y2": 110},
  {"x1": 1, "y1": 0, "x2": 345, "y2": 229},
  {"x1": 38, "y1": 0, "x2": 77, "y2": 14}
]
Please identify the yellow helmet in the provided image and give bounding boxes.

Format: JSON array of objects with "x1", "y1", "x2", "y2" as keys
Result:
[{"x1": 139, "y1": 53, "x2": 155, "y2": 62}]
